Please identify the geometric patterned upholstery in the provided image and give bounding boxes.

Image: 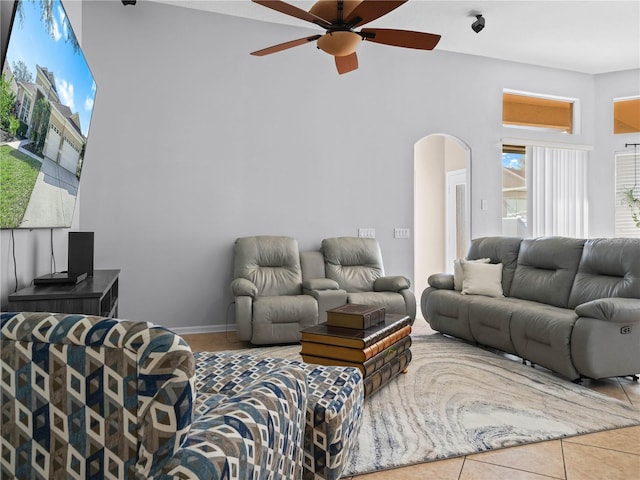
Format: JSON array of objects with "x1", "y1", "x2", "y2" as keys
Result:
[
  {"x1": 0, "y1": 312, "x2": 308, "y2": 479},
  {"x1": 193, "y1": 351, "x2": 365, "y2": 480}
]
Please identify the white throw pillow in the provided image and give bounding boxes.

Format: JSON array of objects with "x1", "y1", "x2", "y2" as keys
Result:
[
  {"x1": 461, "y1": 262, "x2": 504, "y2": 297},
  {"x1": 453, "y1": 257, "x2": 491, "y2": 291}
]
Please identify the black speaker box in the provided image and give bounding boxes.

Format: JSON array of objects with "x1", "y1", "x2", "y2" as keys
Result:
[{"x1": 68, "y1": 232, "x2": 94, "y2": 277}]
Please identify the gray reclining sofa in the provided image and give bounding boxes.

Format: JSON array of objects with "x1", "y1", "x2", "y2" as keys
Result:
[
  {"x1": 232, "y1": 236, "x2": 416, "y2": 345},
  {"x1": 421, "y1": 236, "x2": 640, "y2": 381}
]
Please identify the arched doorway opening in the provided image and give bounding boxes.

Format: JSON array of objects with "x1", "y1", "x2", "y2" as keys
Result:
[{"x1": 414, "y1": 134, "x2": 471, "y2": 318}]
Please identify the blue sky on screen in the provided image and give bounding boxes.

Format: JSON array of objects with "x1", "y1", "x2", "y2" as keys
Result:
[{"x1": 5, "y1": 0, "x2": 96, "y2": 136}]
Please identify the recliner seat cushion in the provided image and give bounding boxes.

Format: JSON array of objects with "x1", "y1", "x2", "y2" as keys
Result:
[
  {"x1": 322, "y1": 237, "x2": 384, "y2": 292},
  {"x1": 509, "y1": 237, "x2": 585, "y2": 308},
  {"x1": 568, "y1": 238, "x2": 640, "y2": 308},
  {"x1": 253, "y1": 295, "x2": 318, "y2": 325}
]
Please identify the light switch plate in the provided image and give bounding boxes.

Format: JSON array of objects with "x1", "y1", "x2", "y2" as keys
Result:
[
  {"x1": 394, "y1": 228, "x2": 411, "y2": 239},
  {"x1": 358, "y1": 228, "x2": 376, "y2": 238}
]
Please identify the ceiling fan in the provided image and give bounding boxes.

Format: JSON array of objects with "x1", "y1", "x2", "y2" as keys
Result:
[{"x1": 250, "y1": 0, "x2": 441, "y2": 74}]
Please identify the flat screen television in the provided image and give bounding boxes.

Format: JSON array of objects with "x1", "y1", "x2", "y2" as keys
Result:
[{"x1": 1, "y1": 0, "x2": 96, "y2": 229}]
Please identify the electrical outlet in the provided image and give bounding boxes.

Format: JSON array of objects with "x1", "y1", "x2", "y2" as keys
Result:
[
  {"x1": 394, "y1": 228, "x2": 411, "y2": 239},
  {"x1": 358, "y1": 228, "x2": 376, "y2": 238},
  {"x1": 621, "y1": 326, "x2": 632, "y2": 334}
]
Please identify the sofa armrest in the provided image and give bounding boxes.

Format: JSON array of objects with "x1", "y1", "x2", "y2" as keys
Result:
[
  {"x1": 151, "y1": 366, "x2": 308, "y2": 479},
  {"x1": 234, "y1": 296, "x2": 253, "y2": 341},
  {"x1": 374, "y1": 275, "x2": 410, "y2": 292},
  {"x1": 302, "y1": 278, "x2": 340, "y2": 290},
  {"x1": 427, "y1": 273, "x2": 455, "y2": 290},
  {"x1": 230, "y1": 278, "x2": 258, "y2": 298},
  {"x1": 575, "y1": 298, "x2": 640, "y2": 324}
]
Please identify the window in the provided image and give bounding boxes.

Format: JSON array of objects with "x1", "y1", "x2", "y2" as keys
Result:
[
  {"x1": 20, "y1": 95, "x2": 31, "y2": 122},
  {"x1": 614, "y1": 97, "x2": 640, "y2": 134},
  {"x1": 503, "y1": 91, "x2": 574, "y2": 133},
  {"x1": 502, "y1": 143, "x2": 588, "y2": 238},
  {"x1": 502, "y1": 145, "x2": 527, "y2": 236},
  {"x1": 615, "y1": 150, "x2": 640, "y2": 237}
]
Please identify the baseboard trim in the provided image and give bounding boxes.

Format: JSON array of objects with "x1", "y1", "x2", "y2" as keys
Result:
[{"x1": 169, "y1": 324, "x2": 235, "y2": 335}]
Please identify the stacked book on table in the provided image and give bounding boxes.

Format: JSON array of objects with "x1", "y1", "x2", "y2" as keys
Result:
[{"x1": 300, "y1": 304, "x2": 412, "y2": 398}]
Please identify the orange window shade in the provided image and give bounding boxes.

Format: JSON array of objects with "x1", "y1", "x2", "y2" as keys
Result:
[
  {"x1": 614, "y1": 98, "x2": 640, "y2": 134},
  {"x1": 503, "y1": 93, "x2": 573, "y2": 133}
]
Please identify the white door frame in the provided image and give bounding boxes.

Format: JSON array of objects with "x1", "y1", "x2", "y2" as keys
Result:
[{"x1": 446, "y1": 169, "x2": 467, "y2": 272}]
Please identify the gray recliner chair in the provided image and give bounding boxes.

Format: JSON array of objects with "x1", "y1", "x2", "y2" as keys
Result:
[
  {"x1": 321, "y1": 237, "x2": 417, "y2": 323},
  {"x1": 231, "y1": 236, "x2": 345, "y2": 345}
]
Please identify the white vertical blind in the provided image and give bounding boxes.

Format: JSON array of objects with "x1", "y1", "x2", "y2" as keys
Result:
[
  {"x1": 615, "y1": 152, "x2": 640, "y2": 238},
  {"x1": 528, "y1": 146, "x2": 588, "y2": 237}
]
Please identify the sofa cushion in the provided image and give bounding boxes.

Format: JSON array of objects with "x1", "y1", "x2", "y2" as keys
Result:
[
  {"x1": 322, "y1": 237, "x2": 384, "y2": 292},
  {"x1": 453, "y1": 257, "x2": 490, "y2": 291},
  {"x1": 509, "y1": 237, "x2": 585, "y2": 308},
  {"x1": 461, "y1": 262, "x2": 504, "y2": 297},
  {"x1": 234, "y1": 236, "x2": 303, "y2": 296},
  {"x1": 468, "y1": 296, "x2": 516, "y2": 353},
  {"x1": 423, "y1": 288, "x2": 475, "y2": 342},
  {"x1": 510, "y1": 303, "x2": 579, "y2": 380},
  {"x1": 466, "y1": 236, "x2": 522, "y2": 295},
  {"x1": 568, "y1": 238, "x2": 640, "y2": 308}
]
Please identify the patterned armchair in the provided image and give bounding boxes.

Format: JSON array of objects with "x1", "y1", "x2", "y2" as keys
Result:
[{"x1": 0, "y1": 312, "x2": 307, "y2": 479}]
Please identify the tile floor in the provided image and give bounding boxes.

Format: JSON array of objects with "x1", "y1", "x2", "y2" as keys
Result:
[{"x1": 181, "y1": 321, "x2": 640, "y2": 480}]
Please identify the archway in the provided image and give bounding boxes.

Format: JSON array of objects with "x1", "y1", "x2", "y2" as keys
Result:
[{"x1": 414, "y1": 134, "x2": 471, "y2": 318}]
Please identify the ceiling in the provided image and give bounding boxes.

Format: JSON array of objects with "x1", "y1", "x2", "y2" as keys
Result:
[{"x1": 149, "y1": 1, "x2": 640, "y2": 75}]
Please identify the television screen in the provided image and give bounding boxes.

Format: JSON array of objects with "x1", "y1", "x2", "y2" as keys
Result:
[{"x1": 1, "y1": 0, "x2": 96, "y2": 229}]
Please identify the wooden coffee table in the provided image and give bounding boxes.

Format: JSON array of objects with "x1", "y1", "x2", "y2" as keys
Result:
[{"x1": 300, "y1": 313, "x2": 412, "y2": 398}]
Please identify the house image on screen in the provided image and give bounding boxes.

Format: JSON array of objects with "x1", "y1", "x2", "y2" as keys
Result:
[{"x1": 11, "y1": 64, "x2": 86, "y2": 176}]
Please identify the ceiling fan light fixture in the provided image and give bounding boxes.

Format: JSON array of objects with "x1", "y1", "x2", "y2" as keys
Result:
[{"x1": 317, "y1": 31, "x2": 362, "y2": 57}]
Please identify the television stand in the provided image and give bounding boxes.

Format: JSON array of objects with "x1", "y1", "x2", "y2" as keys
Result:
[{"x1": 8, "y1": 269, "x2": 120, "y2": 317}]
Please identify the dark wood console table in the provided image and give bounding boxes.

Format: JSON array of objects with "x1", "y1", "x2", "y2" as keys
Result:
[{"x1": 8, "y1": 269, "x2": 120, "y2": 317}]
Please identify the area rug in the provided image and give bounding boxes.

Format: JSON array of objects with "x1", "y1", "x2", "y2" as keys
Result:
[{"x1": 224, "y1": 332, "x2": 640, "y2": 476}]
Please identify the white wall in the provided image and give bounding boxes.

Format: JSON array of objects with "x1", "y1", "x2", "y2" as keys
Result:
[
  {"x1": 0, "y1": 0, "x2": 82, "y2": 307},
  {"x1": 75, "y1": 1, "x2": 637, "y2": 330},
  {"x1": 591, "y1": 69, "x2": 640, "y2": 236},
  {"x1": 414, "y1": 135, "x2": 446, "y2": 302}
]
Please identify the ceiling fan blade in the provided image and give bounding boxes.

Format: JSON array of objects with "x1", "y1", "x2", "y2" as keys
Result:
[
  {"x1": 335, "y1": 52, "x2": 359, "y2": 74},
  {"x1": 345, "y1": 1, "x2": 407, "y2": 27},
  {"x1": 252, "y1": 0, "x2": 333, "y2": 29},
  {"x1": 250, "y1": 35, "x2": 322, "y2": 56},
  {"x1": 361, "y1": 28, "x2": 441, "y2": 50}
]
